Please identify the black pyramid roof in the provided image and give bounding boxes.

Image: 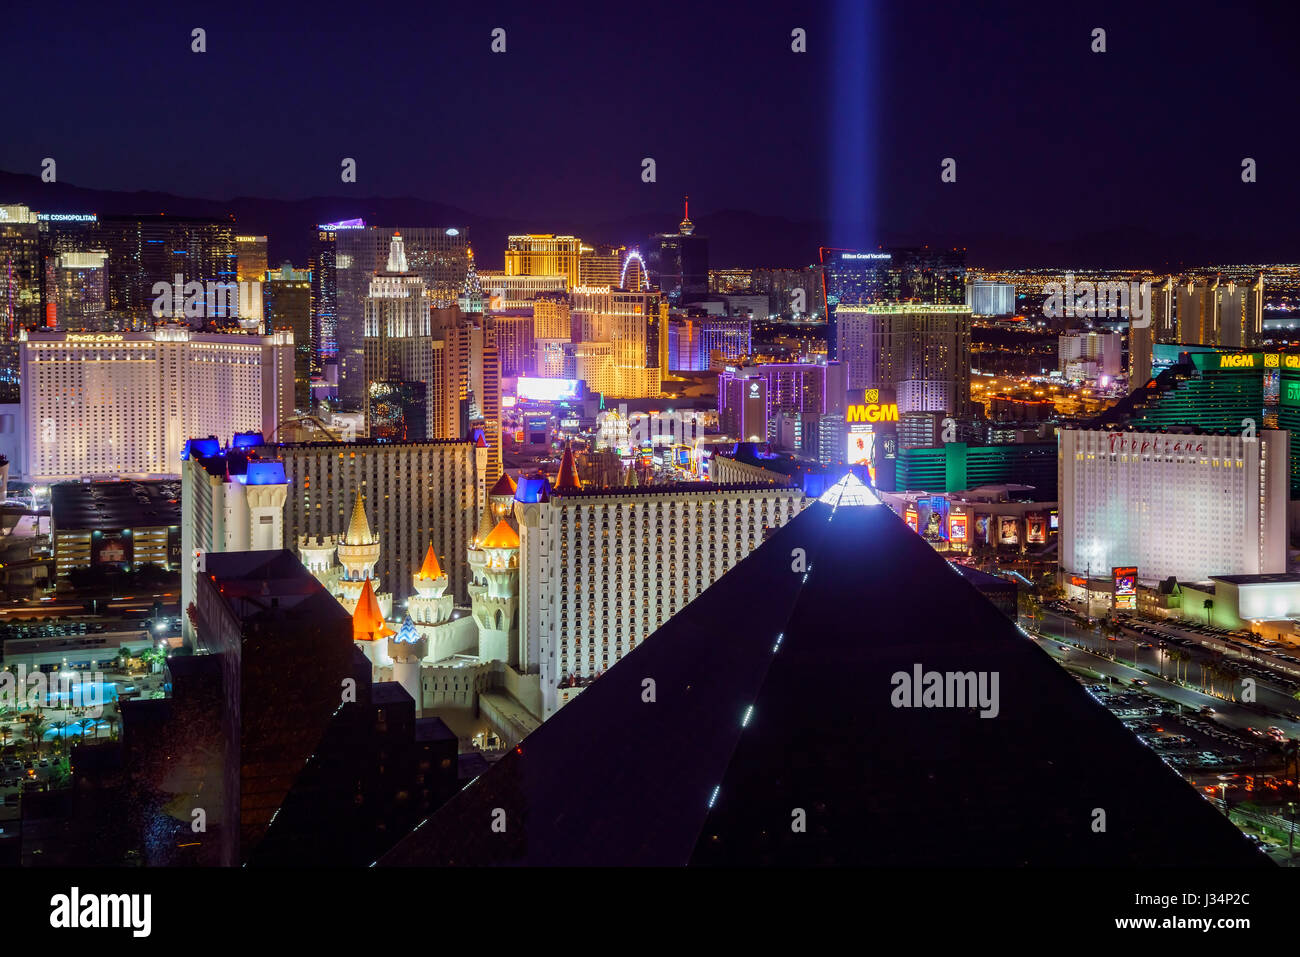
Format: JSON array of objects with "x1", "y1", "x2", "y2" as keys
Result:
[{"x1": 381, "y1": 476, "x2": 1268, "y2": 867}]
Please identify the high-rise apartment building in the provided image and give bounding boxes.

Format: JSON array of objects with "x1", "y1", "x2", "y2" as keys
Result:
[
  {"x1": 965, "y1": 280, "x2": 1015, "y2": 316},
  {"x1": 835, "y1": 303, "x2": 973, "y2": 414},
  {"x1": 21, "y1": 325, "x2": 294, "y2": 481},
  {"x1": 1059, "y1": 330, "x2": 1122, "y2": 382}
]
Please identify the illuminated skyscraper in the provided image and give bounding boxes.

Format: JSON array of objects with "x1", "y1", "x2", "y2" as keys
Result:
[
  {"x1": 532, "y1": 291, "x2": 571, "y2": 341},
  {"x1": 569, "y1": 286, "x2": 666, "y2": 397},
  {"x1": 47, "y1": 251, "x2": 108, "y2": 331},
  {"x1": 259, "y1": 436, "x2": 484, "y2": 604},
  {"x1": 21, "y1": 325, "x2": 294, "y2": 481},
  {"x1": 264, "y1": 262, "x2": 313, "y2": 410},
  {"x1": 835, "y1": 303, "x2": 973, "y2": 415},
  {"x1": 493, "y1": 313, "x2": 535, "y2": 377},
  {"x1": 579, "y1": 243, "x2": 626, "y2": 287},
  {"x1": 335, "y1": 225, "x2": 468, "y2": 410},
  {"x1": 234, "y1": 233, "x2": 268, "y2": 326},
  {"x1": 513, "y1": 466, "x2": 808, "y2": 716},
  {"x1": 820, "y1": 246, "x2": 966, "y2": 360},
  {"x1": 311, "y1": 220, "x2": 359, "y2": 374},
  {"x1": 646, "y1": 198, "x2": 708, "y2": 306},
  {"x1": 0, "y1": 205, "x2": 43, "y2": 400},
  {"x1": 363, "y1": 234, "x2": 435, "y2": 436},
  {"x1": 505, "y1": 234, "x2": 582, "y2": 288},
  {"x1": 99, "y1": 214, "x2": 239, "y2": 322}
]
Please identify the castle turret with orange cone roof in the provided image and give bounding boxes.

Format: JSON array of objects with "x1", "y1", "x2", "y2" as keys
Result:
[
  {"x1": 553, "y1": 442, "x2": 583, "y2": 494},
  {"x1": 409, "y1": 541, "x2": 453, "y2": 627},
  {"x1": 468, "y1": 513, "x2": 520, "y2": 664},
  {"x1": 353, "y1": 577, "x2": 395, "y2": 642}
]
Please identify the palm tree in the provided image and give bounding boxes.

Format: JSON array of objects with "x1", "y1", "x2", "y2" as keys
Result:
[
  {"x1": 1168, "y1": 648, "x2": 1188, "y2": 685},
  {"x1": 24, "y1": 713, "x2": 47, "y2": 756},
  {"x1": 0, "y1": 724, "x2": 10, "y2": 748},
  {"x1": 1218, "y1": 662, "x2": 1241, "y2": 702},
  {"x1": 1203, "y1": 598, "x2": 1214, "y2": 626}
]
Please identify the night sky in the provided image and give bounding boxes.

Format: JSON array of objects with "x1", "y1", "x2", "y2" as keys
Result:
[{"x1": 4, "y1": 0, "x2": 1299, "y2": 265}]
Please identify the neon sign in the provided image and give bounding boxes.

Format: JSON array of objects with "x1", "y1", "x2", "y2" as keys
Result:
[
  {"x1": 847, "y1": 403, "x2": 899, "y2": 423},
  {"x1": 1218, "y1": 354, "x2": 1257, "y2": 368}
]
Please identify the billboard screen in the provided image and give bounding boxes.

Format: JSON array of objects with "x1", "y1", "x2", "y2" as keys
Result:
[
  {"x1": 94, "y1": 531, "x2": 132, "y2": 568},
  {"x1": 903, "y1": 505, "x2": 918, "y2": 533},
  {"x1": 517, "y1": 377, "x2": 581, "y2": 401},
  {"x1": 949, "y1": 510, "x2": 968, "y2": 543},
  {"x1": 1113, "y1": 566, "x2": 1137, "y2": 610},
  {"x1": 998, "y1": 517, "x2": 1019, "y2": 545},
  {"x1": 1026, "y1": 513, "x2": 1046, "y2": 544},
  {"x1": 847, "y1": 426, "x2": 874, "y2": 467}
]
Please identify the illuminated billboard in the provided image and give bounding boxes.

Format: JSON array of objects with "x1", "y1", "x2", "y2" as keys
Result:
[
  {"x1": 1113, "y1": 566, "x2": 1137, "y2": 610},
  {"x1": 949, "y1": 510, "x2": 968, "y2": 543},
  {"x1": 846, "y1": 388, "x2": 899, "y2": 424},
  {"x1": 847, "y1": 428, "x2": 874, "y2": 466},
  {"x1": 998, "y1": 517, "x2": 1019, "y2": 545},
  {"x1": 903, "y1": 505, "x2": 918, "y2": 533},
  {"x1": 1026, "y1": 513, "x2": 1046, "y2": 544},
  {"x1": 517, "y1": 377, "x2": 581, "y2": 402}
]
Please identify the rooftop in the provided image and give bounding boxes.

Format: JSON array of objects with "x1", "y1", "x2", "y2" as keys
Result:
[{"x1": 51, "y1": 480, "x2": 181, "y2": 530}]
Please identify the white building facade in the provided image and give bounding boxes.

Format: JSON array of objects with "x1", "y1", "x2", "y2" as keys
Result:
[
  {"x1": 516, "y1": 482, "x2": 808, "y2": 716},
  {"x1": 1059, "y1": 427, "x2": 1288, "y2": 584},
  {"x1": 21, "y1": 326, "x2": 294, "y2": 481}
]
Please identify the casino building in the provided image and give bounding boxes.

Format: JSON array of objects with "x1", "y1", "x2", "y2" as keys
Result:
[
  {"x1": 516, "y1": 447, "x2": 808, "y2": 716},
  {"x1": 1059, "y1": 426, "x2": 1287, "y2": 584},
  {"x1": 20, "y1": 326, "x2": 294, "y2": 481}
]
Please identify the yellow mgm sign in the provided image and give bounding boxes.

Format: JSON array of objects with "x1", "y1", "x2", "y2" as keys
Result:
[{"x1": 847, "y1": 389, "x2": 899, "y2": 424}]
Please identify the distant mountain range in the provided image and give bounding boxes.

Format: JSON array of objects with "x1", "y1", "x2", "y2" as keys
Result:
[{"x1": 2, "y1": 170, "x2": 1290, "y2": 272}]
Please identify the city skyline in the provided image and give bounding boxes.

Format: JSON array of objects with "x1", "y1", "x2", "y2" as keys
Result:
[
  {"x1": 3, "y1": 1, "x2": 1300, "y2": 267},
  {"x1": 4, "y1": 2, "x2": 1300, "y2": 933}
]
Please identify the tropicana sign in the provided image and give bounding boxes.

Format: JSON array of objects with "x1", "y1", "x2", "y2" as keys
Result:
[{"x1": 1108, "y1": 434, "x2": 1207, "y2": 455}]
